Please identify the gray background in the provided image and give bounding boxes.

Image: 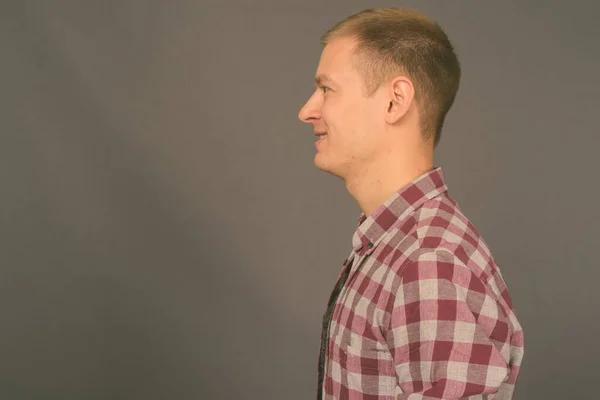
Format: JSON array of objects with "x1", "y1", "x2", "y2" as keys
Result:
[{"x1": 1, "y1": 1, "x2": 598, "y2": 399}]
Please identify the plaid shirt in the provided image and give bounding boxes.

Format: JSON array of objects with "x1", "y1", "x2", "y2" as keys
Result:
[{"x1": 318, "y1": 167, "x2": 524, "y2": 399}]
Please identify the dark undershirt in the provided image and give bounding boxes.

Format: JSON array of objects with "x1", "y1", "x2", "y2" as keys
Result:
[{"x1": 317, "y1": 258, "x2": 353, "y2": 400}]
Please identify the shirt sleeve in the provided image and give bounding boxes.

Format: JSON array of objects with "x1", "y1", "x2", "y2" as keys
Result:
[{"x1": 387, "y1": 250, "x2": 511, "y2": 399}]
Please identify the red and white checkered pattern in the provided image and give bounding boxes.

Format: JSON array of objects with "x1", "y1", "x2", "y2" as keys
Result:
[{"x1": 319, "y1": 167, "x2": 524, "y2": 399}]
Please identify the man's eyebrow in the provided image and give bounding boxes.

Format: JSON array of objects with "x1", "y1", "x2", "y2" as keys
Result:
[{"x1": 314, "y1": 75, "x2": 336, "y2": 87}]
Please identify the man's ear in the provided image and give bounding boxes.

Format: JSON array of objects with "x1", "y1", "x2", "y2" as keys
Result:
[{"x1": 384, "y1": 76, "x2": 414, "y2": 124}]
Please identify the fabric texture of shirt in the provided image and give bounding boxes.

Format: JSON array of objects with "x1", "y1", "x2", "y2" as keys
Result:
[{"x1": 318, "y1": 167, "x2": 524, "y2": 399}]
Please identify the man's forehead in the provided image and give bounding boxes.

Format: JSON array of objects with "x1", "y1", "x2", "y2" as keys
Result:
[{"x1": 315, "y1": 38, "x2": 359, "y2": 86}]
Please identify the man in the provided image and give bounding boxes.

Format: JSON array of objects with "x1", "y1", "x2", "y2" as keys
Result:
[{"x1": 298, "y1": 8, "x2": 524, "y2": 400}]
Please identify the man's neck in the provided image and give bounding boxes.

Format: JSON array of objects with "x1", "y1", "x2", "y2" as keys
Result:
[{"x1": 346, "y1": 152, "x2": 434, "y2": 218}]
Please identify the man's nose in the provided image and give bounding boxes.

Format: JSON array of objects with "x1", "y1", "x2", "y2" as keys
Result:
[{"x1": 298, "y1": 91, "x2": 321, "y2": 124}]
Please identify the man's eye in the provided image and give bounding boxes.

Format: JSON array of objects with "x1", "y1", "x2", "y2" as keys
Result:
[{"x1": 321, "y1": 86, "x2": 330, "y2": 94}]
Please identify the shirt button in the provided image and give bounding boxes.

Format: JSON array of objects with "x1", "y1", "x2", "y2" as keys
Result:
[{"x1": 367, "y1": 242, "x2": 374, "y2": 248}]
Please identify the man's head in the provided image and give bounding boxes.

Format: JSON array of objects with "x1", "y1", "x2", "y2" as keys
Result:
[{"x1": 298, "y1": 8, "x2": 460, "y2": 180}]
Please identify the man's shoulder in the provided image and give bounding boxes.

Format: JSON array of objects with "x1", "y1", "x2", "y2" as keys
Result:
[
  {"x1": 415, "y1": 194, "x2": 477, "y2": 233},
  {"x1": 400, "y1": 194, "x2": 498, "y2": 281}
]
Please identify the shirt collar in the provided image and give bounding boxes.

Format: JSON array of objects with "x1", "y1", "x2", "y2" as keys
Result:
[{"x1": 351, "y1": 166, "x2": 449, "y2": 256}]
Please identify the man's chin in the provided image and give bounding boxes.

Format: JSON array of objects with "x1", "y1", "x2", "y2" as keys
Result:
[
  {"x1": 313, "y1": 155, "x2": 330, "y2": 172},
  {"x1": 314, "y1": 158, "x2": 345, "y2": 180}
]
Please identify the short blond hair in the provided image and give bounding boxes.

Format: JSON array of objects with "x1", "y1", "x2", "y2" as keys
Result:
[{"x1": 320, "y1": 8, "x2": 461, "y2": 147}]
